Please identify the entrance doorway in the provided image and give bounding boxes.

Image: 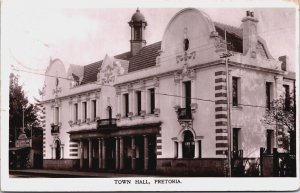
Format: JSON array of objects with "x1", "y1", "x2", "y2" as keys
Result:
[{"x1": 55, "y1": 140, "x2": 61, "y2": 159}]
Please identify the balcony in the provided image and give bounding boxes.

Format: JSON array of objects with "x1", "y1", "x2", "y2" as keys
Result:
[
  {"x1": 177, "y1": 108, "x2": 192, "y2": 120},
  {"x1": 97, "y1": 118, "x2": 117, "y2": 130},
  {"x1": 51, "y1": 124, "x2": 60, "y2": 134}
]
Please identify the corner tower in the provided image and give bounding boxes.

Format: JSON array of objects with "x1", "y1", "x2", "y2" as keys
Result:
[{"x1": 129, "y1": 8, "x2": 147, "y2": 56}]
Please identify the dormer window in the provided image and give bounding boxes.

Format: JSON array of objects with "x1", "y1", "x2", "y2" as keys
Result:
[{"x1": 183, "y1": 38, "x2": 189, "y2": 51}]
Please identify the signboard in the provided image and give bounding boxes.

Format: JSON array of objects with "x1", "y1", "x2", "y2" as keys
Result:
[{"x1": 15, "y1": 139, "x2": 32, "y2": 148}]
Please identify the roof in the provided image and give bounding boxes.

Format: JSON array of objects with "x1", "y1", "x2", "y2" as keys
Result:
[
  {"x1": 128, "y1": 41, "x2": 161, "y2": 72},
  {"x1": 214, "y1": 22, "x2": 243, "y2": 53},
  {"x1": 80, "y1": 60, "x2": 102, "y2": 85}
]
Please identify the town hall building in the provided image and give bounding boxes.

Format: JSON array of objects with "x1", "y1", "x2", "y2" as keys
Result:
[{"x1": 41, "y1": 8, "x2": 295, "y2": 176}]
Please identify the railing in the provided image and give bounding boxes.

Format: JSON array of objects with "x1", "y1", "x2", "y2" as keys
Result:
[
  {"x1": 97, "y1": 118, "x2": 117, "y2": 129},
  {"x1": 177, "y1": 108, "x2": 192, "y2": 120},
  {"x1": 51, "y1": 124, "x2": 60, "y2": 134}
]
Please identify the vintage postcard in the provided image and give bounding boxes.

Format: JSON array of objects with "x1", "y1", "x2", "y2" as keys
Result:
[{"x1": 1, "y1": 0, "x2": 299, "y2": 191}]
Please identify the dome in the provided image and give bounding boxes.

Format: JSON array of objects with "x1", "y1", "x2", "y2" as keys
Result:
[{"x1": 131, "y1": 8, "x2": 146, "y2": 22}]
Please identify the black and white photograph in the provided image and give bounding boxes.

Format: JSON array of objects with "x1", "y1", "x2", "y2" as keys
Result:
[{"x1": 1, "y1": 0, "x2": 299, "y2": 191}]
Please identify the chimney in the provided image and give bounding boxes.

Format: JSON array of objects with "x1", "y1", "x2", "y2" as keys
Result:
[
  {"x1": 241, "y1": 11, "x2": 259, "y2": 55},
  {"x1": 278, "y1": 55, "x2": 288, "y2": 71}
]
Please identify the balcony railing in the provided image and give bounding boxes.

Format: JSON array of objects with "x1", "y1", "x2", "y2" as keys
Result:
[
  {"x1": 51, "y1": 124, "x2": 60, "y2": 134},
  {"x1": 97, "y1": 118, "x2": 117, "y2": 130},
  {"x1": 177, "y1": 108, "x2": 192, "y2": 120}
]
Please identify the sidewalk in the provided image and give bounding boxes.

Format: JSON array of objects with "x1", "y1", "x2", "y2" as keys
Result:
[{"x1": 9, "y1": 169, "x2": 159, "y2": 178}]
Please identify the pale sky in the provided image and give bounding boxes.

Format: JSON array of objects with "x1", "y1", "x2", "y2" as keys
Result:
[{"x1": 1, "y1": 1, "x2": 297, "y2": 102}]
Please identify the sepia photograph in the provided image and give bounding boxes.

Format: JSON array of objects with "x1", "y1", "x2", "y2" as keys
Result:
[{"x1": 1, "y1": 0, "x2": 299, "y2": 191}]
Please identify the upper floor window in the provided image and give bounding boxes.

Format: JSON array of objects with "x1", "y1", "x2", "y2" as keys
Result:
[
  {"x1": 123, "y1": 93, "x2": 129, "y2": 117},
  {"x1": 82, "y1": 102, "x2": 87, "y2": 121},
  {"x1": 136, "y1": 91, "x2": 141, "y2": 116},
  {"x1": 266, "y1": 82, "x2": 273, "y2": 109},
  {"x1": 148, "y1": 88, "x2": 155, "y2": 114},
  {"x1": 283, "y1": 85, "x2": 290, "y2": 111},
  {"x1": 91, "y1": 100, "x2": 97, "y2": 120},
  {"x1": 232, "y1": 77, "x2": 240, "y2": 107},
  {"x1": 183, "y1": 81, "x2": 191, "y2": 109},
  {"x1": 74, "y1": 103, "x2": 78, "y2": 121}
]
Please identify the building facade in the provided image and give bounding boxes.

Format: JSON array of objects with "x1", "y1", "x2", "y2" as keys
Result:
[{"x1": 41, "y1": 8, "x2": 295, "y2": 176}]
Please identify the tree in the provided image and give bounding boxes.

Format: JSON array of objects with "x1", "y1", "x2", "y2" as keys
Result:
[
  {"x1": 9, "y1": 73, "x2": 40, "y2": 146},
  {"x1": 262, "y1": 91, "x2": 296, "y2": 153}
]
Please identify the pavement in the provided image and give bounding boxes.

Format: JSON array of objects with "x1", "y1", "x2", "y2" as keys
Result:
[{"x1": 9, "y1": 169, "x2": 159, "y2": 178}]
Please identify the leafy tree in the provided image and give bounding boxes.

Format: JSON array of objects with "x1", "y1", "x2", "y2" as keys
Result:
[
  {"x1": 9, "y1": 73, "x2": 40, "y2": 146},
  {"x1": 262, "y1": 91, "x2": 296, "y2": 153}
]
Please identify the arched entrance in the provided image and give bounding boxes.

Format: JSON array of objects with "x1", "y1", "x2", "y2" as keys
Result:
[
  {"x1": 182, "y1": 130, "x2": 195, "y2": 158},
  {"x1": 55, "y1": 140, "x2": 61, "y2": 159}
]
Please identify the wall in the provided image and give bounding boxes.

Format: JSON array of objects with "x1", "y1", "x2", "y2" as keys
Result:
[
  {"x1": 157, "y1": 158, "x2": 225, "y2": 176},
  {"x1": 43, "y1": 159, "x2": 79, "y2": 170}
]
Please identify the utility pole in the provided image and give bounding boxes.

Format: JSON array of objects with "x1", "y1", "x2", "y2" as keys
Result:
[{"x1": 220, "y1": 29, "x2": 233, "y2": 177}]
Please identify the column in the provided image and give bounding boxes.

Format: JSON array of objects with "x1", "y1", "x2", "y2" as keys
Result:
[
  {"x1": 119, "y1": 137, "x2": 124, "y2": 170},
  {"x1": 98, "y1": 138, "x2": 102, "y2": 169},
  {"x1": 178, "y1": 141, "x2": 183, "y2": 159},
  {"x1": 115, "y1": 137, "x2": 120, "y2": 170},
  {"x1": 194, "y1": 140, "x2": 199, "y2": 158},
  {"x1": 131, "y1": 136, "x2": 136, "y2": 170},
  {"x1": 144, "y1": 135, "x2": 149, "y2": 170},
  {"x1": 80, "y1": 140, "x2": 84, "y2": 169},
  {"x1": 88, "y1": 139, "x2": 92, "y2": 169},
  {"x1": 102, "y1": 138, "x2": 106, "y2": 169}
]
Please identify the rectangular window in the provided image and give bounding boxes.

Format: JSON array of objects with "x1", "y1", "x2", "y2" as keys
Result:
[
  {"x1": 123, "y1": 93, "x2": 129, "y2": 117},
  {"x1": 232, "y1": 77, "x2": 239, "y2": 107},
  {"x1": 91, "y1": 100, "x2": 96, "y2": 120},
  {"x1": 55, "y1": 107, "x2": 59, "y2": 124},
  {"x1": 266, "y1": 130, "x2": 274, "y2": 154},
  {"x1": 233, "y1": 128, "x2": 240, "y2": 153},
  {"x1": 136, "y1": 91, "x2": 141, "y2": 115},
  {"x1": 283, "y1": 85, "x2": 290, "y2": 111},
  {"x1": 149, "y1": 88, "x2": 155, "y2": 114},
  {"x1": 74, "y1": 103, "x2": 78, "y2": 121},
  {"x1": 266, "y1": 82, "x2": 272, "y2": 109},
  {"x1": 82, "y1": 102, "x2": 87, "y2": 121}
]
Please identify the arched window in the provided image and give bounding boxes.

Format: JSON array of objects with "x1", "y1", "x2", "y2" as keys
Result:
[
  {"x1": 55, "y1": 140, "x2": 61, "y2": 159},
  {"x1": 183, "y1": 130, "x2": 194, "y2": 158}
]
